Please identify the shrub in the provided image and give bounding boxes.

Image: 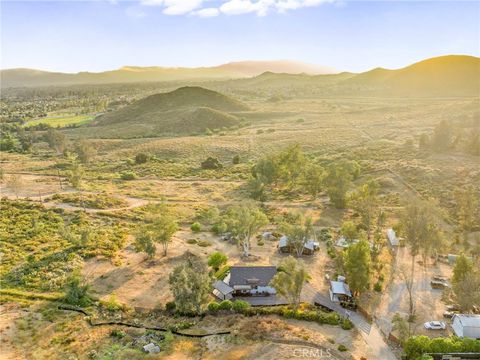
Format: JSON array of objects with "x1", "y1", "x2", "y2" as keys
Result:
[
  {"x1": 338, "y1": 344, "x2": 347, "y2": 352},
  {"x1": 374, "y1": 282, "x2": 382, "y2": 292},
  {"x1": 64, "y1": 273, "x2": 92, "y2": 307},
  {"x1": 207, "y1": 302, "x2": 220, "y2": 312},
  {"x1": 110, "y1": 329, "x2": 126, "y2": 338},
  {"x1": 120, "y1": 171, "x2": 136, "y2": 180},
  {"x1": 165, "y1": 301, "x2": 176, "y2": 313},
  {"x1": 215, "y1": 265, "x2": 231, "y2": 280},
  {"x1": 341, "y1": 319, "x2": 353, "y2": 330},
  {"x1": 207, "y1": 251, "x2": 228, "y2": 271},
  {"x1": 186, "y1": 239, "x2": 197, "y2": 245},
  {"x1": 190, "y1": 222, "x2": 201, "y2": 232},
  {"x1": 135, "y1": 153, "x2": 149, "y2": 164},
  {"x1": 232, "y1": 155, "x2": 240, "y2": 164},
  {"x1": 201, "y1": 157, "x2": 222, "y2": 170},
  {"x1": 211, "y1": 222, "x2": 227, "y2": 235},
  {"x1": 232, "y1": 300, "x2": 250, "y2": 313},
  {"x1": 218, "y1": 300, "x2": 233, "y2": 311},
  {"x1": 197, "y1": 240, "x2": 212, "y2": 247}
]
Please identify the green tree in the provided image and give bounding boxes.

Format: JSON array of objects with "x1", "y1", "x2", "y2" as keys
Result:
[
  {"x1": 302, "y1": 163, "x2": 324, "y2": 199},
  {"x1": 324, "y1": 161, "x2": 359, "y2": 209},
  {"x1": 340, "y1": 220, "x2": 357, "y2": 241},
  {"x1": 67, "y1": 154, "x2": 84, "y2": 189},
  {"x1": 65, "y1": 272, "x2": 92, "y2": 307},
  {"x1": 168, "y1": 256, "x2": 212, "y2": 314},
  {"x1": 344, "y1": 238, "x2": 371, "y2": 294},
  {"x1": 135, "y1": 153, "x2": 149, "y2": 164},
  {"x1": 224, "y1": 203, "x2": 268, "y2": 257},
  {"x1": 452, "y1": 271, "x2": 480, "y2": 312},
  {"x1": 281, "y1": 212, "x2": 314, "y2": 257},
  {"x1": 431, "y1": 120, "x2": 452, "y2": 151},
  {"x1": 74, "y1": 139, "x2": 96, "y2": 164},
  {"x1": 207, "y1": 251, "x2": 228, "y2": 271},
  {"x1": 392, "y1": 313, "x2": 412, "y2": 345},
  {"x1": 452, "y1": 254, "x2": 473, "y2": 286},
  {"x1": 454, "y1": 186, "x2": 479, "y2": 231},
  {"x1": 350, "y1": 180, "x2": 379, "y2": 239},
  {"x1": 46, "y1": 128, "x2": 66, "y2": 155},
  {"x1": 270, "y1": 256, "x2": 310, "y2": 311},
  {"x1": 135, "y1": 204, "x2": 178, "y2": 257}
]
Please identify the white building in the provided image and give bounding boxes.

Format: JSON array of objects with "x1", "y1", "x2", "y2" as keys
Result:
[{"x1": 451, "y1": 314, "x2": 480, "y2": 339}]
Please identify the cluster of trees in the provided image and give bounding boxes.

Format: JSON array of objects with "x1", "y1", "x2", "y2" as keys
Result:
[
  {"x1": 134, "y1": 204, "x2": 178, "y2": 259},
  {"x1": 419, "y1": 119, "x2": 480, "y2": 156},
  {"x1": 249, "y1": 144, "x2": 360, "y2": 208}
]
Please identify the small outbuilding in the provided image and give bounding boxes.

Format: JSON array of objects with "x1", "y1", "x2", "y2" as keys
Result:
[
  {"x1": 329, "y1": 280, "x2": 352, "y2": 303},
  {"x1": 451, "y1": 314, "x2": 480, "y2": 339},
  {"x1": 213, "y1": 280, "x2": 234, "y2": 300},
  {"x1": 386, "y1": 228, "x2": 399, "y2": 247},
  {"x1": 278, "y1": 235, "x2": 319, "y2": 255}
]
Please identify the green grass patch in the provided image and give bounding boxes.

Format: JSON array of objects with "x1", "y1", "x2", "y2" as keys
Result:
[{"x1": 26, "y1": 114, "x2": 94, "y2": 128}]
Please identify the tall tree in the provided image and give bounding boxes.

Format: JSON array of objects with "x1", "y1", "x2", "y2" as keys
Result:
[
  {"x1": 270, "y1": 256, "x2": 310, "y2": 311},
  {"x1": 136, "y1": 204, "x2": 178, "y2": 257},
  {"x1": 302, "y1": 163, "x2": 324, "y2": 199},
  {"x1": 344, "y1": 238, "x2": 372, "y2": 295},
  {"x1": 452, "y1": 271, "x2": 480, "y2": 312},
  {"x1": 324, "y1": 160, "x2": 359, "y2": 209},
  {"x1": 454, "y1": 186, "x2": 479, "y2": 231},
  {"x1": 169, "y1": 255, "x2": 212, "y2": 314},
  {"x1": 398, "y1": 265, "x2": 416, "y2": 321},
  {"x1": 281, "y1": 212, "x2": 314, "y2": 257},
  {"x1": 452, "y1": 254, "x2": 473, "y2": 286},
  {"x1": 67, "y1": 154, "x2": 84, "y2": 189},
  {"x1": 74, "y1": 139, "x2": 96, "y2": 164},
  {"x1": 46, "y1": 129, "x2": 66, "y2": 155},
  {"x1": 431, "y1": 120, "x2": 452, "y2": 151},
  {"x1": 350, "y1": 180, "x2": 379, "y2": 239},
  {"x1": 224, "y1": 203, "x2": 268, "y2": 257}
]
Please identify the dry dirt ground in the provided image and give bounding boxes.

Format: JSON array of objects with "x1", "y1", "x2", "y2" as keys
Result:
[{"x1": 376, "y1": 246, "x2": 453, "y2": 338}]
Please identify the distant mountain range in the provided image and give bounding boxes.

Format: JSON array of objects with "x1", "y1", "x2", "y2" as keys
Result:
[
  {"x1": 0, "y1": 60, "x2": 337, "y2": 88},
  {"x1": 1, "y1": 56, "x2": 478, "y2": 97}
]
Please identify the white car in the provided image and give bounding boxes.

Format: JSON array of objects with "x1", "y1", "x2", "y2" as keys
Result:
[{"x1": 424, "y1": 321, "x2": 446, "y2": 330}]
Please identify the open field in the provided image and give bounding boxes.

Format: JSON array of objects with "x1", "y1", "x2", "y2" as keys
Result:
[{"x1": 25, "y1": 114, "x2": 95, "y2": 128}]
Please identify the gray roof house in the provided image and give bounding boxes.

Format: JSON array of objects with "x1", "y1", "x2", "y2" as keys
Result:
[
  {"x1": 213, "y1": 266, "x2": 284, "y2": 305},
  {"x1": 451, "y1": 314, "x2": 480, "y2": 339},
  {"x1": 279, "y1": 235, "x2": 319, "y2": 255},
  {"x1": 329, "y1": 280, "x2": 352, "y2": 302}
]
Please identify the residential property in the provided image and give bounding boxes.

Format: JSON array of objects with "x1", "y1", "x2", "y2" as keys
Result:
[
  {"x1": 329, "y1": 280, "x2": 352, "y2": 303},
  {"x1": 451, "y1": 314, "x2": 480, "y2": 339},
  {"x1": 213, "y1": 266, "x2": 277, "y2": 300},
  {"x1": 278, "y1": 235, "x2": 319, "y2": 255}
]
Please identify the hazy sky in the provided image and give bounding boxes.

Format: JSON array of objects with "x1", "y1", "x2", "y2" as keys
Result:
[{"x1": 1, "y1": 0, "x2": 479, "y2": 73}]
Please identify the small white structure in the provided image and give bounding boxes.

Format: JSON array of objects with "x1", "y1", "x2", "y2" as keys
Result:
[
  {"x1": 386, "y1": 228, "x2": 399, "y2": 247},
  {"x1": 335, "y1": 236, "x2": 359, "y2": 248},
  {"x1": 329, "y1": 280, "x2": 352, "y2": 302},
  {"x1": 451, "y1": 314, "x2": 480, "y2": 339},
  {"x1": 143, "y1": 343, "x2": 160, "y2": 354},
  {"x1": 212, "y1": 280, "x2": 234, "y2": 300}
]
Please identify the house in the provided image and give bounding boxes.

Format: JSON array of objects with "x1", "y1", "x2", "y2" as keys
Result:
[
  {"x1": 213, "y1": 266, "x2": 277, "y2": 300},
  {"x1": 278, "y1": 235, "x2": 319, "y2": 255},
  {"x1": 329, "y1": 280, "x2": 352, "y2": 303},
  {"x1": 451, "y1": 314, "x2": 480, "y2": 339},
  {"x1": 386, "y1": 228, "x2": 399, "y2": 247}
]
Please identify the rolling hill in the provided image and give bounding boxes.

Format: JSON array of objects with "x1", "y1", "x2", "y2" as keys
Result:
[
  {"x1": 87, "y1": 86, "x2": 248, "y2": 138},
  {"x1": 344, "y1": 55, "x2": 480, "y2": 96},
  {"x1": 0, "y1": 60, "x2": 338, "y2": 88}
]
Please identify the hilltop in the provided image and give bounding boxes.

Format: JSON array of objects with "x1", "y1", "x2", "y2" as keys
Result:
[
  {"x1": 88, "y1": 86, "x2": 248, "y2": 137},
  {"x1": 343, "y1": 55, "x2": 480, "y2": 96}
]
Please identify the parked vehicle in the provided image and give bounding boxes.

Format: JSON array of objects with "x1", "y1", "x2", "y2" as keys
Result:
[
  {"x1": 443, "y1": 310, "x2": 459, "y2": 318},
  {"x1": 430, "y1": 280, "x2": 449, "y2": 289},
  {"x1": 432, "y1": 275, "x2": 448, "y2": 282},
  {"x1": 424, "y1": 321, "x2": 446, "y2": 330},
  {"x1": 446, "y1": 304, "x2": 460, "y2": 311}
]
